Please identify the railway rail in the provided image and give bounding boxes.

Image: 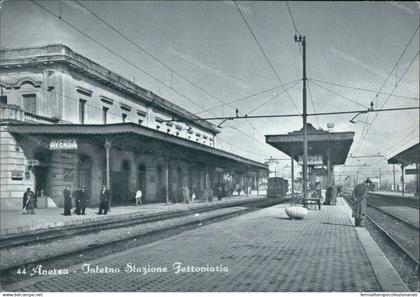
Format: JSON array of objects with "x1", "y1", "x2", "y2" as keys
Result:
[
  {"x1": 0, "y1": 198, "x2": 291, "y2": 286},
  {"x1": 0, "y1": 197, "x2": 289, "y2": 249},
  {"x1": 342, "y1": 194, "x2": 419, "y2": 272}
]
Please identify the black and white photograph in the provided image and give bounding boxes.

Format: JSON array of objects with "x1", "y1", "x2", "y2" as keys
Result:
[{"x1": 0, "y1": 0, "x2": 419, "y2": 295}]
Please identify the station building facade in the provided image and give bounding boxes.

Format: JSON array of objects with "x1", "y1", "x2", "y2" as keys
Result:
[{"x1": 0, "y1": 44, "x2": 267, "y2": 210}]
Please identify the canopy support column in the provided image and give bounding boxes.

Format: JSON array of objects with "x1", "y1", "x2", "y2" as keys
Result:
[
  {"x1": 291, "y1": 157, "x2": 295, "y2": 202},
  {"x1": 104, "y1": 138, "x2": 112, "y2": 206},
  {"x1": 165, "y1": 159, "x2": 169, "y2": 204}
]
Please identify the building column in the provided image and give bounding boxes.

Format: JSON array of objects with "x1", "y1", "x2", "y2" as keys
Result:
[
  {"x1": 416, "y1": 163, "x2": 420, "y2": 197},
  {"x1": 401, "y1": 164, "x2": 405, "y2": 196},
  {"x1": 291, "y1": 157, "x2": 294, "y2": 202},
  {"x1": 327, "y1": 148, "x2": 332, "y2": 187},
  {"x1": 104, "y1": 139, "x2": 111, "y2": 189},
  {"x1": 256, "y1": 171, "x2": 260, "y2": 196},
  {"x1": 104, "y1": 138, "x2": 112, "y2": 207},
  {"x1": 165, "y1": 159, "x2": 169, "y2": 204},
  {"x1": 205, "y1": 165, "x2": 209, "y2": 189}
]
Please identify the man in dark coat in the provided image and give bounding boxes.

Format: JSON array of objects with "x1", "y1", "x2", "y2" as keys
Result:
[
  {"x1": 99, "y1": 185, "x2": 110, "y2": 215},
  {"x1": 217, "y1": 185, "x2": 223, "y2": 201},
  {"x1": 22, "y1": 188, "x2": 33, "y2": 210},
  {"x1": 73, "y1": 187, "x2": 81, "y2": 215},
  {"x1": 23, "y1": 188, "x2": 36, "y2": 214},
  {"x1": 63, "y1": 186, "x2": 72, "y2": 216},
  {"x1": 79, "y1": 186, "x2": 89, "y2": 215},
  {"x1": 352, "y1": 178, "x2": 373, "y2": 227}
]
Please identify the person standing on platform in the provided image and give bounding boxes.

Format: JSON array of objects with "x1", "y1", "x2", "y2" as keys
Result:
[
  {"x1": 79, "y1": 186, "x2": 89, "y2": 215},
  {"x1": 73, "y1": 187, "x2": 81, "y2": 215},
  {"x1": 22, "y1": 188, "x2": 33, "y2": 211},
  {"x1": 135, "y1": 188, "x2": 143, "y2": 206},
  {"x1": 63, "y1": 186, "x2": 72, "y2": 216},
  {"x1": 182, "y1": 186, "x2": 190, "y2": 204},
  {"x1": 331, "y1": 185, "x2": 338, "y2": 206},
  {"x1": 23, "y1": 188, "x2": 36, "y2": 215},
  {"x1": 352, "y1": 178, "x2": 373, "y2": 227},
  {"x1": 99, "y1": 185, "x2": 110, "y2": 215}
]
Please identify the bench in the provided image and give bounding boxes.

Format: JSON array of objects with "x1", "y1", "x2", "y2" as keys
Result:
[{"x1": 302, "y1": 198, "x2": 321, "y2": 210}]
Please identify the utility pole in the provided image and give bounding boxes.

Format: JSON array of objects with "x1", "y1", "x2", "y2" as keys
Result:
[
  {"x1": 379, "y1": 168, "x2": 381, "y2": 190},
  {"x1": 295, "y1": 34, "x2": 308, "y2": 201}
]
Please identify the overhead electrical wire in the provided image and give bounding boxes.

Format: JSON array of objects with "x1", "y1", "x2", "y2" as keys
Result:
[
  {"x1": 359, "y1": 50, "x2": 419, "y2": 147},
  {"x1": 75, "y1": 0, "x2": 267, "y2": 142},
  {"x1": 246, "y1": 80, "x2": 301, "y2": 115},
  {"x1": 309, "y1": 80, "x2": 368, "y2": 108},
  {"x1": 307, "y1": 80, "x2": 321, "y2": 128},
  {"x1": 371, "y1": 24, "x2": 419, "y2": 108},
  {"x1": 309, "y1": 78, "x2": 419, "y2": 101},
  {"x1": 30, "y1": 0, "x2": 277, "y2": 157},
  {"x1": 196, "y1": 79, "x2": 301, "y2": 115},
  {"x1": 284, "y1": 1, "x2": 320, "y2": 127},
  {"x1": 233, "y1": 0, "x2": 300, "y2": 113}
]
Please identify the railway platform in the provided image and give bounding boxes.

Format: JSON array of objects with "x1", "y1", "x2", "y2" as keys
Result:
[
  {"x1": 0, "y1": 193, "x2": 267, "y2": 238},
  {"x1": 3, "y1": 196, "x2": 410, "y2": 292},
  {"x1": 369, "y1": 191, "x2": 419, "y2": 200}
]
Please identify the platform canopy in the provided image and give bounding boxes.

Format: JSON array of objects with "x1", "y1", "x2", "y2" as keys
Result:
[
  {"x1": 6, "y1": 122, "x2": 267, "y2": 171},
  {"x1": 265, "y1": 123, "x2": 355, "y2": 166},
  {"x1": 388, "y1": 143, "x2": 420, "y2": 166}
]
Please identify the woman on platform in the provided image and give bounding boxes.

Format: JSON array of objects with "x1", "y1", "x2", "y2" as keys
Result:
[{"x1": 63, "y1": 186, "x2": 72, "y2": 216}]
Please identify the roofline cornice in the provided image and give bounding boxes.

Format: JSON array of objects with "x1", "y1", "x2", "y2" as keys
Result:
[{"x1": 0, "y1": 44, "x2": 219, "y2": 134}]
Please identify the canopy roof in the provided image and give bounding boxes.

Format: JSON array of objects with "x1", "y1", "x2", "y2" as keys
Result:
[
  {"x1": 5, "y1": 122, "x2": 267, "y2": 171},
  {"x1": 388, "y1": 143, "x2": 420, "y2": 165},
  {"x1": 265, "y1": 123, "x2": 355, "y2": 166}
]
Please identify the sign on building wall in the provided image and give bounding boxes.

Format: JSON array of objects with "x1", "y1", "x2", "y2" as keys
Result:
[
  {"x1": 49, "y1": 139, "x2": 78, "y2": 150},
  {"x1": 311, "y1": 167, "x2": 327, "y2": 176},
  {"x1": 11, "y1": 170, "x2": 24, "y2": 180},
  {"x1": 63, "y1": 168, "x2": 74, "y2": 181},
  {"x1": 405, "y1": 169, "x2": 419, "y2": 175},
  {"x1": 25, "y1": 159, "x2": 40, "y2": 166},
  {"x1": 298, "y1": 155, "x2": 323, "y2": 166}
]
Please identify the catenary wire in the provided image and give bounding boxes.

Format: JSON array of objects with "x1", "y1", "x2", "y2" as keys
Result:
[
  {"x1": 233, "y1": 0, "x2": 300, "y2": 113},
  {"x1": 29, "y1": 0, "x2": 278, "y2": 156}
]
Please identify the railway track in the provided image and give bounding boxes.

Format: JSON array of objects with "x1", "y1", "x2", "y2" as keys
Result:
[
  {"x1": 366, "y1": 202, "x2": 419, "y2": 230},
  {"x1": 0, "y1": 198, "x2": 291, "y2": 286},
  {"x1": 0, "y1": 198, "x2": 289, "y2": 249},
  {"x1": 342, "y1": 194, "x2": 419, "y2": 272}
]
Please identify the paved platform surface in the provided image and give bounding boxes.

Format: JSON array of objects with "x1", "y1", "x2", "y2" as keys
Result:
[
  {"x1": 4, "y1": 197, "x2": 405, "y2": 292},
  {"x1": 0, "y1": 194, "x2": 264, "y2": 236}
]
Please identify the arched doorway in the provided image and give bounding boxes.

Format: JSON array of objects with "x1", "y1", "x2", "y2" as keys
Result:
[
  {"x1": 168, "y1": 165, "x2": 174, "y2": 202},
  {"x1": 156, "y1": 165, "x2": 165, "y2": 203},
  {"x1": 77, "y1": 154, "x2": 91, "y2": 195},
  {"x1": 33, "y1": 150, "x2": 52, "y2": 197},
  {"x1": 111, "y1": 160, "x2": 131, "y2": 204},
  {"x1": 176, "y1": 166, "x2": 182, "y2": 202},
  {"x1": 137, "y1": 164, "x2": 146, "y2": 202}
]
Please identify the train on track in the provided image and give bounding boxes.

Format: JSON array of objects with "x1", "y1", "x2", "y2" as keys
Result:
[{"x1": 266, "y1": 177, "x2": 289, "y2": 198}]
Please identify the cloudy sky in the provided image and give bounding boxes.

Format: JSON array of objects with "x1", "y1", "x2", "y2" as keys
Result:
[{"x1": 1, "y1": 1, "x2": 418, "y2": 182}]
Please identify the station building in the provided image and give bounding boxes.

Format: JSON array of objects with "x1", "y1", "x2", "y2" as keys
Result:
[{"x1": 0, "y1": 44, "x2": 267, "y2": 210}]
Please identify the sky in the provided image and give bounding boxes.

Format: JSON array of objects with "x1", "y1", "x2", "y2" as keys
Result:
[{"x1": 0, "y1": 1, "x2": 419, "y2": 183}]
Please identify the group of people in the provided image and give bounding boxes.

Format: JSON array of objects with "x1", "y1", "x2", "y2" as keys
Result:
[{"x1": 63, "y1": 185, "x2": 111, "y2": 216}]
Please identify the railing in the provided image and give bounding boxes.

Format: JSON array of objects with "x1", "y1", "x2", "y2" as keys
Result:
[
  {"x1": 0, "y1": 104, "x2": 24, "y2": 122},
  {"x1": 23, "y1": 111, "x2": 58, "y2": 124},
  {"x1": 0, "y1": 104, "x2": 58, "y2": 124}
]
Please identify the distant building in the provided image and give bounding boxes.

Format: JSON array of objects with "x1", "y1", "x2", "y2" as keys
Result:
[{"x1": 0, "y1": 44, "x2": 267, "y2": 209}]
